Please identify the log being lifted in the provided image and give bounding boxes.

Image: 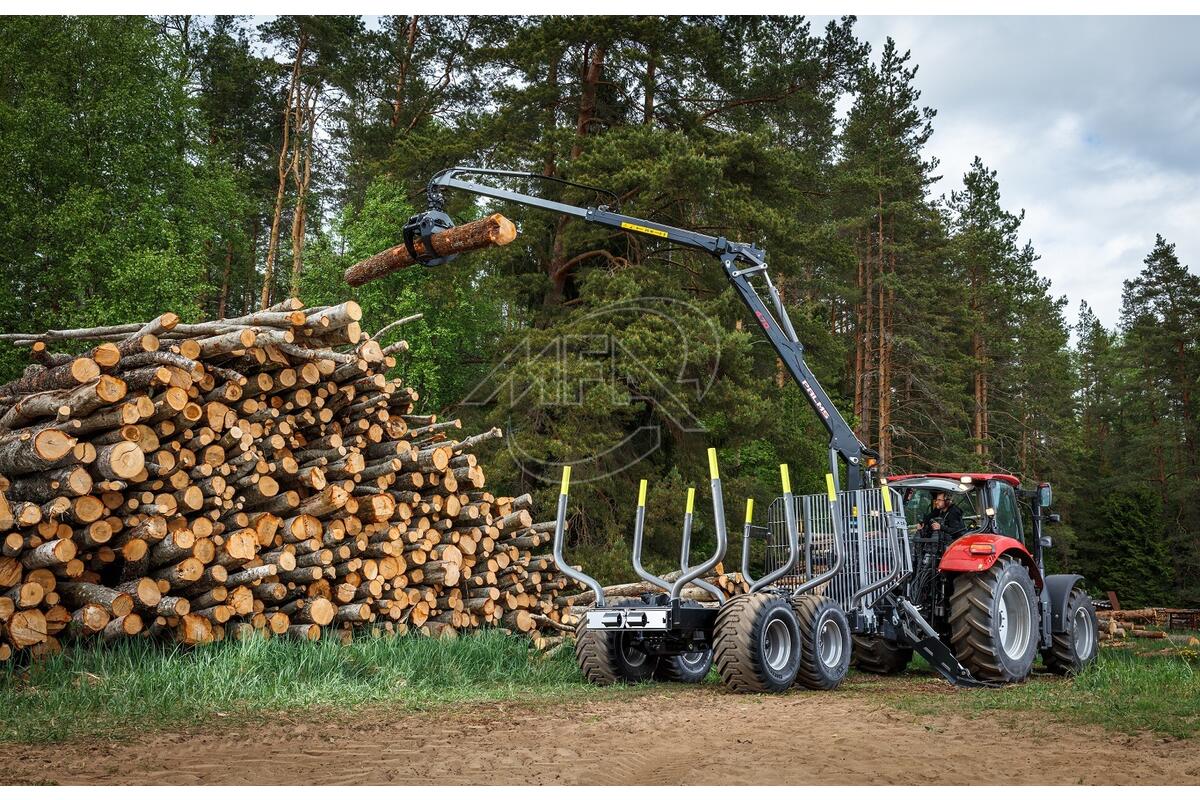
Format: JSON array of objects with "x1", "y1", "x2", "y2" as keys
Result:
[{"x1": 343, "y1": 214, "x2": 517, "y2": 287}]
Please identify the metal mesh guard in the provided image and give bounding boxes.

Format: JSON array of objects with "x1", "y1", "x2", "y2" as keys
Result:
[{"x1": 765, "y1": 487, "x2": 912, "y2": 612}]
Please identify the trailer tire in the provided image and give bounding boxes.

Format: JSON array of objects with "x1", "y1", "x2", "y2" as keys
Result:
[
  {"x1": 713, "y1": 592, "x2": 802, "y2": 693},
  {"x1": 655, "y1": 649, "x2": 713, "y2": 683},
  {"x1": 574, "y1": 600, "x2": 659, "y2": 685},
  {"x1": 948, "y1": 555, "x2": 1039, "y2": 683},
  {"x1": 1041, "y1": 586, "x2": 1099, "y2": 675},
  {"x1": 851, "y1": 635, "x2": 913, "y2": 675},
  {"x1": 791, "y1": 595, "x2": 851, "y2": 690}
]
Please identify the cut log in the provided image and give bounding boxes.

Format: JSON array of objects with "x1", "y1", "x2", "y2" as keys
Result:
[
  {"x1": 343, "y1": 214, "x2": 518, "y2": 286},
  {"x1": 0, "y1": 428, "x2": 76, "y2": 475},
  {"x1": 93, "y1": 440, "x2": 146, "y2": 480},
  {"x1": 6, "y1": 608, "x2": 48, "y2": 647},
  {"x1": 56, "y1": 582, "x2": 134, "y2": 617}
]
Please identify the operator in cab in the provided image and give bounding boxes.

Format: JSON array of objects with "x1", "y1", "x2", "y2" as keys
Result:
[{"x1": 921, "y1": 492, "x2": 966, "y2": 538}]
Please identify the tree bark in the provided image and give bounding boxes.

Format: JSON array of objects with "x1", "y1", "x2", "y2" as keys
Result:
[
  {"x1": 261, "y1": 33, "x2": 307, "y2": 310},
  {"x1": 343, "y1": 215, "x2": 517, "y2": 286}
]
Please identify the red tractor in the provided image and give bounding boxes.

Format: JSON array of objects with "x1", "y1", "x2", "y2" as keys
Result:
[{"x1": 850, "y1": 473, "x2": 1099, "y2": 682}]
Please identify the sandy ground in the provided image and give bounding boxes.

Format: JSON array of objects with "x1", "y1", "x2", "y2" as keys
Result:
[{"x1": 4, "y1": 681, "x2": 1199, "y2": 785}]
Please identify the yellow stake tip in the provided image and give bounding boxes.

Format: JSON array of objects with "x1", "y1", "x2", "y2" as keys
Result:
[
  {"x1": 707, "y1": 448, "x2": 719, "y2": 480},
  {"x1": 638, "y1": 479, "x2": 648, "y2": 507},
  {"x1": 779, "y1": 463, "x2": 792, "y2": 494},
  {"x1": 559, "y1": 465, "x2": 572, "y2": 495},
  {"x1": 685, "y1": 487, "x2": 695, "y2": 514}
]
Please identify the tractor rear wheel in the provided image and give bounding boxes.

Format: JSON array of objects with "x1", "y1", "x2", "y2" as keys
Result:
[
  {"x1": 792, "y1": 595, "x2": 851, "y2": 690},
  {"x1": 574, "y1": 599, "x2": 659, "y2": 685},
  {"x1": 655, "y1": 649, "x2": 713, "y2": 683},
  {"x1": 1041, "y1": 586, "x2": 1099, "y2": 675},
  {"x1": 713, "y1": 592, "x2": 802, "y2": 693},
  {"x1": 851, "y1": 634, "x2": 913, "y2": 675},
  {"x1": 948, "y1": 555, "x2": 1040, "y2": 683}
]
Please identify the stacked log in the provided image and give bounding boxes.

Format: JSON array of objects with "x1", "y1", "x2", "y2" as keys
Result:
[
  {"x1": 0, "y1": 300, "x2": 580, "y2": 659},
  {"x1": 1096, "y1": 608, "x2": 1173, "y2": 642}
]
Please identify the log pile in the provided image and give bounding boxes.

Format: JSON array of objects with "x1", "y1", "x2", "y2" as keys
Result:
[
  {"x1": 1097, "y1": 608, "x2": 1172, "y2": 643},
  {"x1": 0, "y1": 300, "x2": 579, "y2": 660}
]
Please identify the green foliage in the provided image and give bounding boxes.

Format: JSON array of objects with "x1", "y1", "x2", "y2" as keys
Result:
[
  {"x1": 0, "y1": 16, "x2": 245, "y2": 378},
  {"x1": 1077, "y1": 489, "x2": 1172, "y2": 606}
]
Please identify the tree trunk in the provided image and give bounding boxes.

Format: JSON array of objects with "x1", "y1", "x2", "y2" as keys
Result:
[
  {"x1": 643, "y1": 48, "x2": 656, "y2": 125},
  {"x1": 391, "y1": 16, "x2": 419, "y2": 129},
  {"x1": 261, "y1": 33, "x2": 306, "y2": 310},
  {"x1": 545, "y1": 42, "x2": 607, "y2": 308},
  {"x1": 289, "y1": 83, "x2": 319, "y2": 297},
  {"x1": 218, "y1": 239, "x2": 233, "y2": 319}
]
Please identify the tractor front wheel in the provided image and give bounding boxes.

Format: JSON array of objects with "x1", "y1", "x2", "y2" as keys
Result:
[
  {"x1": 1042, "y1": 586, "x2": 1099, "y2": 675},
  {"x1": 713, "y1": 593, "x2": 802, "y2": 693},
  {"x1": 574, "y1": 600, "x2": 659, "y2": 685},
  {"x1": 948, "y1": 555, "x2": 1039, "y2": 683}
]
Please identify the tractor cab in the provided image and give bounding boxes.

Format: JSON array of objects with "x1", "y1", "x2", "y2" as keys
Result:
[{"x1": 889, "y1": 473, "x2": 1025, "y2": 542}]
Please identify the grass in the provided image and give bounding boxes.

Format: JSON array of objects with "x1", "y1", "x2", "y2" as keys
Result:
[
  {"x1": 884, "y1": 638, "x2": 1200, "y2": 739},
  {"x1": 4, "y1": 629, "x2": 1197, "y2": 745},
  {"x1": 0, "y1": 630, "x2": 632, "y2": 744}
]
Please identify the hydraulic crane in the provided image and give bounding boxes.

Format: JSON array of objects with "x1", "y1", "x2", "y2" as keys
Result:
[{"x1": 410, "y1": 166, "x2": 879, "y2": 493}]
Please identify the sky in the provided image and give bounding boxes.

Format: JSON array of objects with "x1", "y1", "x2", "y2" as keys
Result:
[{"x1": 819, "y1": 15, "x2": 1200, "y2": 328}]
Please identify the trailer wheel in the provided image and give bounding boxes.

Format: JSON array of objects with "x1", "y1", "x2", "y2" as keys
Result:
[
  {"x1": 1041, "y1": 586, "x2": 1099, "y2": 675},
  {"x1": 713, "y1": 592, "x2": 802, "y2": 693},
  {"x1": 574, "y1": 600, "x2": 659, "y2": 685},
  {"x1": 655, "y1": 649, "x2": 713, "y2": 683},
  {"x1": 850, "y1": 635, "x2": 913, "y2": 675},
  {"x1": 792, "y1": 595, "x2": 851, "y2": 690},
  {"x1": 948, "y1": 555, "x2": 1039, "y2": 683}
]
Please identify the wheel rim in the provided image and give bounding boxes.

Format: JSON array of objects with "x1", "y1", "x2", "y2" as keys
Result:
[
  {"x1": 764, "y1": 618, "x2": 793, "y2": 672},
  {"x1": 620, "y1": 637, "x2": 646, "y2": 667},
  {"x1": 1072, "y1": 605, "x2": 1094, "y2": 659},
  {"x1": 819, "y1": 618, "x2": 844, "y2": 669},
  {"x1": 997, "y1": 580, "x2": 1032, "y2": 659},
  {"x1": 680, "y1": 650, "x2": 708, "y2": 667}
]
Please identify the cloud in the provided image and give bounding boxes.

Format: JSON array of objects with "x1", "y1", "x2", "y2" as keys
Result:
[{"x1": 825, "y1": 15, "x2": 1200, "y2": 327}]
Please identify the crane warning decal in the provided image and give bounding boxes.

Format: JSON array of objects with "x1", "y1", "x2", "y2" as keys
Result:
[{"x1": 620, "y1": 221, "x2": 669, "y2": 238}]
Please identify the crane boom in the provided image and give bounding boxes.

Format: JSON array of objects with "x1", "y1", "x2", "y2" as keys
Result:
[{"x1": 420, "y1": 166, "x2": 878, "y2": 490}]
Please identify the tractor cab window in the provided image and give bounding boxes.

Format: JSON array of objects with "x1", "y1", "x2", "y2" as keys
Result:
[
  {"x1": 899, "y1": 484, "x2": 984, "y2": 535},
  {"x1": 991, "y1": 483, "x2": 1023, "y2": 541}
]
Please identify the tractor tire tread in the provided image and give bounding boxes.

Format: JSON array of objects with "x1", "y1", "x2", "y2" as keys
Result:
[
  {"x1": 947, "y1": 555, "x2": 1037, "y2": 683},
  {"x1": 1042, "y1": 586, "x2": 1097, "y2": 676}
]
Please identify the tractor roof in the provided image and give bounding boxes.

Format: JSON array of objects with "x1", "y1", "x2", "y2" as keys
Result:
[{"x1": 888, "y1": 472, "x2": 1022, "y2": 488}]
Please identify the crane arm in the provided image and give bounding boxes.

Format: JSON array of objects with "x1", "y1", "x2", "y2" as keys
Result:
[{"x1": 421, "y1": 166, "x2": 878, "y2": 490}]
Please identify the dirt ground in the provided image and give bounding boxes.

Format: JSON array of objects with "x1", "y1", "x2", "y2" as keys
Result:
[{"x1": 4, "y1": 682, "x2": 1199, "y2": 785}]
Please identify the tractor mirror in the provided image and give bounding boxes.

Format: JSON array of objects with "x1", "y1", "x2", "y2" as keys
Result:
[
  {"x1": 1047, "y1": 513, "x2": 1062, "y2": 524},
  {"x1": 1040, "y1": 536, "x2": 1053, "y2": 548},
  {"x1": 1037, "y1": 483, "x2": 1052, "y2": 508}
]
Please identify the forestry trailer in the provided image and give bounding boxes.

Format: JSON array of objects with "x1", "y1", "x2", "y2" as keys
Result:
[{"x1": 405, "y1": 166, "x2": 1100, "y2": 691}]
